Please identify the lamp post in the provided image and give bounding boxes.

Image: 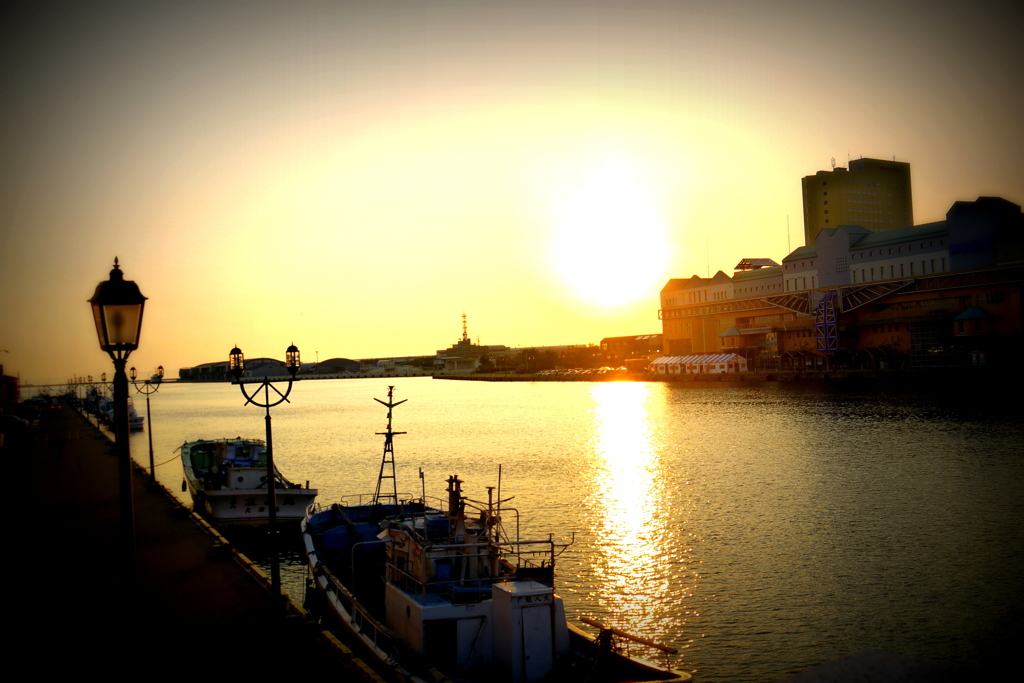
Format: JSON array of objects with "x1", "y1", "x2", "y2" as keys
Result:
[
  {"x1": 228, "y1": 343, "x2": 301, "y2": 599},
  {"x1": 130, "y1": 365, "x2": 164, "y2": 479},
  {"x1": 89, "y1": 257, "x2": 147, "y2": 575}
]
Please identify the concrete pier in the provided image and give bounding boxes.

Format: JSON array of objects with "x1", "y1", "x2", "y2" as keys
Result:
[{"x1": 18, "y1": 406, "x2": 367, "y2": 677}]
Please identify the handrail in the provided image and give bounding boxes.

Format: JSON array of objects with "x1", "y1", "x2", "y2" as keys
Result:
[{"x1": 319, "y1": 560, "x2": 403, "y2": 654}]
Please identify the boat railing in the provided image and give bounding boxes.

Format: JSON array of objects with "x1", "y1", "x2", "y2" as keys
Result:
[
  {"x1": 386, "y1": 535, "x2": 563, "y2": 601},
  {"x1": 330, "y1": 492, "x2": 426, "y2": 508},
  {"x1": 317, "y1": 557, "x2": 406, "y2": 662}
]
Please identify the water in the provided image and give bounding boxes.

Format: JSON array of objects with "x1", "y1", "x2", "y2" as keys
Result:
[{"x1": 115, "y1": 376, "x2": 1021, "y2": 681}]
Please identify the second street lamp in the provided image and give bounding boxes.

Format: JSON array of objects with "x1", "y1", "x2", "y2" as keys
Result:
[
  {"x1": 229, "y1": 343, "x2": 301, "y2": 599},
  {"x1": 130, "y1": 365, "x2": 164, "y2": 479}
]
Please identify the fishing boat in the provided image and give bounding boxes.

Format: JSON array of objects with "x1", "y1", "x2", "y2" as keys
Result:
[
  {"x1": 181, "y1": 437, "x2": 317, "y2": 525},
  {"x1": 302, "y1": 387, "x2": 690, "y2": 683},
  {"x1": 128, "y1": 399, "x2": 144, "y2": 431}
]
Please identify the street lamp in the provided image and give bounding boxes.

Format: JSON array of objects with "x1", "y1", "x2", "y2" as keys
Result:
[
  {"x1": 89, "y1": 257, "x2": 147, "y2": 573},
  {"x1": 130, "y1": 365, "x2": 164, "y2": 479},
  {"x1": 229, "y1": 343, "x2": 301, "y2": 598}
]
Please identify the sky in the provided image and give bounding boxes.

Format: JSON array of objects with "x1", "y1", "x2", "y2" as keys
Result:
[{"x1": 2, "y1": 0, "x2": 1022, "y2": 385}]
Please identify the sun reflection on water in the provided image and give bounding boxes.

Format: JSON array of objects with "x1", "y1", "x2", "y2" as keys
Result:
[{"x1": 582, "y1": 382, "x2": 685, "y2": 649}]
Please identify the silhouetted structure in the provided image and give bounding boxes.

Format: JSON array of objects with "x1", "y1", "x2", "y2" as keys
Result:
[
  {"x1": 435, "y1": 313, "x2": 514, "y2": 373},
  {"x1": 309, "y1": 357, "x2": 360, "y2": 374}
]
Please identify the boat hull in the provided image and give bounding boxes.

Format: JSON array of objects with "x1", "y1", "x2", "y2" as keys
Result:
[{"x1": 193, "y1": 487, "x2": 317, "y2": 525}]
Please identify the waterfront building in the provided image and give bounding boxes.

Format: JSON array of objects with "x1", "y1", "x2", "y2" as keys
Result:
[
  {"x1": 178, "y1": 360, "x2": 229, "y2": 381},
  {"x1": 801, "y1": 157, "x2": 913, "y2": 245},
  {"x1": 178, "y1": 357, "x2": 286, "y2": 381},
  {"x1": 599, "y1": 334, "x2": 663, "y2": 368},
  {"x1": 659, "y1": 197, "x2": 1023, "y2": 370}
]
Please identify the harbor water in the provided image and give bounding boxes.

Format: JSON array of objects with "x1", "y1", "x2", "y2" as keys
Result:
[{"x1": 116, "y1": 376, "x2": 1020, "y2": 681}]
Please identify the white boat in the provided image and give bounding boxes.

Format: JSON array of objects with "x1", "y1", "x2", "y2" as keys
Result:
[
  {"x1": 181, "y1": 437, "x2": 317, "y2": 526},
  {"x1": 302, "y1": 387, "x2": 690, "y2": 683},
  {"x1": 128, "y1": 399, "x2": 144, "y2": 431}
]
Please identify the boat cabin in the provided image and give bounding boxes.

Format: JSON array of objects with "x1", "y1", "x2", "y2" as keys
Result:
[
  {"x1": 379, "y1": 476, "x2": 570, "y2": 682},
  {"x1": 187, "y1": 439, "x2": 269, "y2": 491}
]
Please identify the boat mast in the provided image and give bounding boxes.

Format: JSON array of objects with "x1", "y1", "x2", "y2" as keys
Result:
[{"x1": 372, "y1": 385, "x2": 407, "y2": 506}]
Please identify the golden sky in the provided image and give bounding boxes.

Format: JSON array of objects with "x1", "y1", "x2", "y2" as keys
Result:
[{"x1": 2, "y1": 0, "x2": 1022, "y2": 384}]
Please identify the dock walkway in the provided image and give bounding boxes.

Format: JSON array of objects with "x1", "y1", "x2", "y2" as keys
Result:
[{"x1": 19, "y1": 406, "x2": 365, "y2": 676}]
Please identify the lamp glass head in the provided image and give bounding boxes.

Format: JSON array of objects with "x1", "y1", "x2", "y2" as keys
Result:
[
  {"x1": 229, "y1": 347, "x2": 244, "y2": 380},
  {"x1": 286, "y1": 344, "x2": 300, "y2": 376},
  {"x1": 89, "y1": 258, "x2": 147, "y2": 356}
]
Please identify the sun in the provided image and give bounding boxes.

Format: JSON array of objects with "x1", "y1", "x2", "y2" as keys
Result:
[{"x1": 552, "y1": 157, "x2": 669, "y2": 307}]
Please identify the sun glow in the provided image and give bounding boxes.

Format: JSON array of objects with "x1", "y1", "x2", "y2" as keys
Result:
[{"x1": 553, "y1": 157, "x2": 669, "y2": 307}]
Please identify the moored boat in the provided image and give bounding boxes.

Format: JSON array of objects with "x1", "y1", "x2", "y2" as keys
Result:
[
  {"x1": 302, "y1": 387, "x2": 690, "y2": 683},
  {"x1": 128, "y1": 399, "x2": 144, "y2": 431},
  {"x1": 181, "y1": 437, "x2": 317, "y2": 525}
]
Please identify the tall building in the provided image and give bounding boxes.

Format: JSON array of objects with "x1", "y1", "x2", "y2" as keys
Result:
[{"x1": 801, "y1": 157, "x2": 913, "y2": 245}]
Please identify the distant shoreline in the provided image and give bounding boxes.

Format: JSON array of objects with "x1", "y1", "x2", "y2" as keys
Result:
[{"x1": 26, "y1": 367, "x2": 1009, "y2": 390}]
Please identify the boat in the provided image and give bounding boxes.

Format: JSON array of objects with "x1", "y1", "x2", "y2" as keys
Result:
[
  {"x1": 181, "y1": 437, "x2": 318, "y2": 525},
  {"x1": 128, "y1": 399, "x2": 144, "y2": 431},
  {"x1": 302, "y1": 387, "x2": 691, "y2": 683}
]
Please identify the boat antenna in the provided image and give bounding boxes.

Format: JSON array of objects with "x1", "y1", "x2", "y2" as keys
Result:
[{"x1": 372, "y1": 385, "x2": 407, "y2": 507}]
